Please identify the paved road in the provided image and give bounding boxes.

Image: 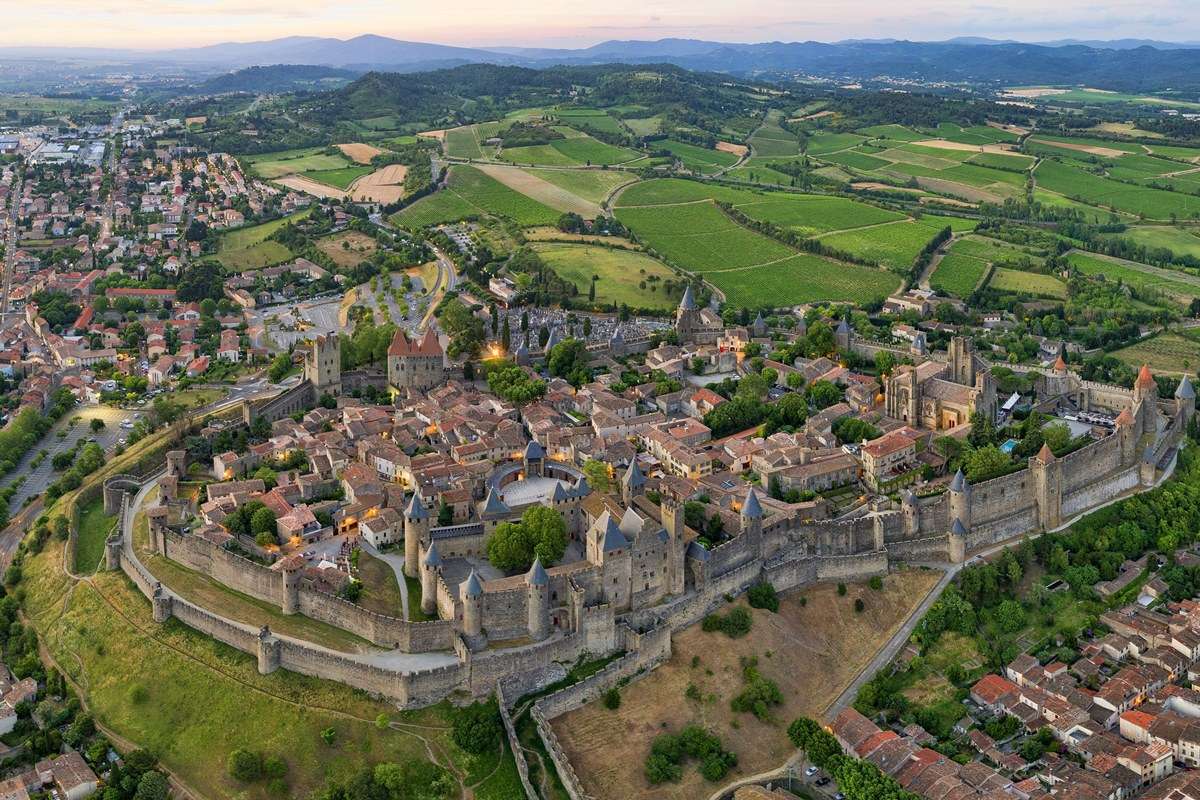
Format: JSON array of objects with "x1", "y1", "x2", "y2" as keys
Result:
[{"x1": 1, "y1": 168, "x2": 22, "y2": 314}]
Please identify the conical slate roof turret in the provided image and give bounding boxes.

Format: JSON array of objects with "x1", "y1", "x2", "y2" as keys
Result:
[
  {"x1": 951, "y1": 518, "x2": 967, "y2": 537},
  {"x1": 423, "y1": 542, "x2": 442, "y2": 568},
  {"x1": 950, "y1": 469, "x2": 966, "y2": 492},
  {"x1": 405, "y1": 492, "x2": 429, "y2": 520},
  {"x1": 526, "y1": 558, "x2": 549, "y2": 586},
  {"x1": 481, "y1": 485, "x2": 510, "y2": 516},
  {"x1": 622, "y1": 460, "x2": 645, "y2": 490},
  {"x1": 679, "y1": 284, "x2": 697, "y2": 311},
  {"x1": 461, "y1": 570, "x2": 483, "y2": 598},
  {"x1": 741, "y1": 488, "x2": 763, "y2": 519},
  {"x1": 1177, "y1": 376, "x2": 1195, "y2": 400}
]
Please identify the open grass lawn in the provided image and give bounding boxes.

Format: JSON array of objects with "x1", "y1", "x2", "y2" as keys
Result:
[
  {"x1": 74, "y1": 499, "x2": 115, "y2": 574},
  {"x1": 315, "y1": 230, "x2": 380, "y2": 268},
  {"x1": 356, "y1": 550, "x2": 404, "y2": 617},
  {"x1": 303, "y1": 165, "x2": 372, "y2": 190},
  {"x1": 243, "y1": 148, "x2": 349, "y2": 179},
  {"x1": 1032, "y1": 189, "x2": 1117, "y2": 223},
  {"x1": 987, "y1": 268, "x2": 1067, "y2": 299},
  {"x1": 1067, "y1": 250, "x2": 1200, "y2": 304},
  {"x1": 817, "y1": 219, "x2": 946, "y2": 271},
  {"x1": 393, "y1": 165, "x2": 558, "y2": 228},
  {"x1": 930, "y1": 252, "x2": 989, "y2": 297},
  {"x1": 1113, "y1": 332, "x2": 1200, "y2": 375},
  {"x1": 1035, "y1": 159, "x2": 1200, "y2": 219},
  {"x1": 552, "y1": 570, "x2": 941, "y2": 800},
  {"x1": 658, "y1": 139, "x2": 739, "y2": 173},
  {"x1": 24, "y1": 528, "x2": 485, "y2": 800},
  {"x1": 531, "y1": 243, "x2": 681, "y2": 311},
  {"x1": 215, "y1": 209, "x2": 309, "y2": 271},
  {"x1": 623, "y1": 116, "x2": 663, "y2": 136},
  {"x1": 173, "y1": 388, "x2": 228, "y2": 409},
  {"x1": 968, "y1": 151, "x2": 1034, "y2": 171},
  {"x1": 949, "y1": 235, "x2": 1045, "y2": 265}
]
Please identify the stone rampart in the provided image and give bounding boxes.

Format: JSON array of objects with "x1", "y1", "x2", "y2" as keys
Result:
[{"x1": 495, "y1": 682, "x2": 538, "y2": 800}]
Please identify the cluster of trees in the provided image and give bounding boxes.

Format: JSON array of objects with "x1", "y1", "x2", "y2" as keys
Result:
[
  {"x1": 644, "y1": 725, "x2": 738, "y2": 784},
  {"x1": 29, "y1": 290, "x2": 81, "y2": 332},
  {"x1": 311, "y1": 761, "x2": 455, "y2": 800},
  {"x1": 226, "y1": 749, "x2": 290, "y2": 794},
  {"x1": 701, "y1": 374, "x2": 835, "y2": 438},
  {"x1": 340, "y1": 319, "x2": 397, "y2": 370},
  {"x1": 485, "y1": 506, "x2": 568, "y2": 573},
  {"x1": 730, "y1": 657, "x2": 783, "y2": 720},
  {"x1": 701, "y1": 605, "x2": 752, "y2": 638},
  {"x1": 546, "y1": 338, "x2": 591, "y2": 387},
  {"x1": 223, "y1": 500, "x2": 278, "y2": 546},
  {"x1": 485, "y1": 366, "x2": 546, "y2": 405},
  {"x1": 437, "y1": 297, "x2": 486, "y2": 359},
  {"x1": 45, "y1": 441, "x2": 105, "y2": 502},
  {"x1": 787, "y1": 717, "x2": 919, "y2": 800}
]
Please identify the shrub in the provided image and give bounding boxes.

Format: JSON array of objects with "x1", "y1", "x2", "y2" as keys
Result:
[
  {"x1": 731, "y1": 664, "x2": 783, "y2": 721},
  {"x1": 869, "y1": 575, "x2": 883, "y2": 590},
  {"x1": 644, "y1": 752, "x2": 682, "y2": 784},
  {"x1": 452, "y1": 698, "x2": 503, "y2": 754},
  {"x1": 262, "y1": 756, "x2": 288, "y2": 780},
  {"x1": 837, "y1": 583, "x2": 847, "y2": 596},
  {"x1": 855, "y1": 598, "x2": 865, "y2": 613},
  {"x1": 747, "y1": 582, "x2": 780, "y2": 612},
  {"x1": 721, "y1": 606, "x2": 752, "y2": 638},
  {"x1": 227, "y1": 749, "x2": 261, "y2": 782},
  {"x1": 603, "y1": 688, "x2": 621, "y2": 709}
]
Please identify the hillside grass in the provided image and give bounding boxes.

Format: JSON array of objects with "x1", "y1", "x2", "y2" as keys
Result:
[{"x1": 531, "y1": 243, "x2": 680, "y2": 311}]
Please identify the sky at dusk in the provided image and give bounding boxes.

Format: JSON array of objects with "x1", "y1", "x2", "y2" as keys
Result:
[{"x1": 4, "y1": 0, "x2": 1199, "y2": 49}]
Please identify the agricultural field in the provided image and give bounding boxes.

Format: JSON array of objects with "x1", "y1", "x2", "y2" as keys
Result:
[
  {"x1": 214, "y1": 209, "x2": 310, "y2": 271},
  {"x1": 1034, "y1": 159, "x2": 1200, "y2": 219},
  {"x1": 623, "y1": 116, "x2": 663, "y2": 136},
  {"x1": 526, "y1": 168, "x2": 636, "y2": 205},
  {"x1": 302, "y1": 165, "x2": 372, "y2": 190},
  {"x1": 531, "y1": 243, "x2": 681, "y2": 311},
  {"x1": 315, "y1": 231, "x2": 380, "y2": 268},
  {"x1": 615, "y1": 201, "x2": 795, "y2": 272},
  {"x1": 0, "y1": 94, "x2": 118, "y2": 113},
  {"x1": 394, "y1": 165, "x2": 559, "y2": 228},
  {"x1": 1116, "y1": 225, "x2": 1200, "y2": 259},
  {"x1": 734, "y1": 194, "x2": 905, "y2": 235},
  {"x1": 657, "y1": 139, "x2": 739, "y2": 174},
  {"x1": 713, "y1": 253, "x2": 901, "y2": 307},
  {"x1": 813, "y1": 138, "x2": 1027, "y2": 202},
  {"x1": 243, "y1": 147, "x2": 349, "y2": 180},
  {"x1": 501, "y1": 133, "x2": 641, "y2": 167},
  {"x1": 1067, "y1": 251, "x2": 1200, "y2": 305},
  {"x1": 1112, "y1": 332, "x2": 1200, "y2": 375},
  {"x1": 858, "y1": 124, "x2": 924, "y2": 142},
  {"x1": 930, "y1": 251, "x2": 989, "y2": 297},
  {"x1": 748, "y1": 112, "x2": 800, "y2": 157},
  {"x1": 336, "y1": 142, "x2": 385, "y2": 164},
  {"x1": 552, "y1": 570, "x2": 941, "y2": 800},
  {"x1": 472, "y1": 164, "x2": 604, "y2": 217},
  {"x1": 551, "y1": 108, "x2": 627, "y2": 136},
  {"x1": 805, "y1": 132, "x2": 868, "y2": 155},
  {"x1": 817, "y1": 218, "x2": 951, "y2": 271},
  {"x1": 986, "y1": 268, "x2": 1067, "y2": 298},
  {"x1": 614, "y1": 178, "x2": 757, "y2": 207},
  {"x1": 444, "y1": 125, "x2": 487, "y2": 159}
]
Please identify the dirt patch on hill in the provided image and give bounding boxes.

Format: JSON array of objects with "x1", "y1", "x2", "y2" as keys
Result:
[
  {"x1": 1003, "y1": 87, "x2": 1069, "y2": 98},
  {"x1": 716, "y1": 141, "x2": 749, "y2": 157},
  {"x1": 337, "y1": 142, "x2": 385, "y2": 164},
  {"x1": 417, "y1": 129, "x2": 447, "y2": 141},
  {"x1": 792, "y1": 110, "x2": 836, "y2": 122},
  {"x1": 551, "y1": 569, "x2": 942, "y2": 800},
  {"x1": 472, "y1": 163, "x2": 601, "y2": 217},
  {"x1": 274, "y1": 175, "x2": 348, "y2": 199},
  {"x1": 1028, "y1": 137, "x2": 1128, "y2": 158},
  {"x1": 315, "y1": 231, "x2": 380, "y2": 268},
  {"x1": 348, "y1": 164, "x2": 408, "y2": 203}
]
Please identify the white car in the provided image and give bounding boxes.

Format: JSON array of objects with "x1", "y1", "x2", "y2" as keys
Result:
[{"x1": 805, "y1": 766, "x2": 819, "y2": 777}]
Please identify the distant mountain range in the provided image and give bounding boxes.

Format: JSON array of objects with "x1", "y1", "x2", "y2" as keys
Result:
[{"x1": 7, "y1": 36, "x2": 1200, "y2": 93}]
